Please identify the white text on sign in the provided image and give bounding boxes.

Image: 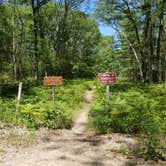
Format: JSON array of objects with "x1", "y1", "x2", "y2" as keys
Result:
[{"x1": 98, "y1": 72, "x2": 117, "y2": 85}]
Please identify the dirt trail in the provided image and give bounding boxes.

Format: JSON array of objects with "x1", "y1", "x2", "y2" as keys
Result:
[
  {"x1": 72, "y1": 89, "x2": 94, "y2": 133},
  {"x1": 0, "y1": 89, "x2": 165, "y2": 166}
]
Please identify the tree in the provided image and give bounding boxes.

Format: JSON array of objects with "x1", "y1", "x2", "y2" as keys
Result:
[
  {"x1": 42, "y1": 1, "x2": 100, "y2": 77},
  {"x1": 0, "y1": 3, "x2": 13, "y2": 80},
  {"x1": 0, "y1": 0, "x2": 101, "y2": 81},
  {"x1": 95, "y1": 0, "x2": 166, "y2": 83},
  {"x1": 93, "y1": 36, "x2": 120, "y2": 74}
]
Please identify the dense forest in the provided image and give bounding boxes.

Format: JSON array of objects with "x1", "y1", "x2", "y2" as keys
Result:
[
  {"x1": 0, "y1": 0, "x2": 166, "y2": 164},
  {"x1": 0, "y1": 0, "x2": 165, "y2": 83},
  {"x1": 0, "y1": 0, "x2": 101, "y2": 81},
  {"x1": 96, "y1": 0, "x2": 166, "y2": 82}
]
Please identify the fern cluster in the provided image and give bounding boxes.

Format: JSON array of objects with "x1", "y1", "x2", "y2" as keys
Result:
[{"x1": 90, "y1": 82, "x2": 166, "y2": 160}]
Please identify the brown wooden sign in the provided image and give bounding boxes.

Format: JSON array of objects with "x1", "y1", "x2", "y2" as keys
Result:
[
  {"x1": 44, "y1": 76, "x2": 63, "y2": 86},
  {"x1": 98, "y1": 72, "x2": 117, "y2": 85}
]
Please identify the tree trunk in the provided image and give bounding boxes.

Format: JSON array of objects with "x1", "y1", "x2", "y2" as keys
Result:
[
  {"x1": 156, "y1": 0, "x2": 165, "y2": 82},
  {"x1": 31, "y1": 0, "x2": 39, "y2": 80},
  {"x1": 123, "y1": 0, "x2": 145, "y2": 82},
  {"x1": 142, "y1": 1, "x2": 152, "y2": 82},
  {"x1": 121, "y1": 32, "x2": 144, "y2": 82},
  {"x1": 12, "y1": 0, "x2": 17, "y2": 80},
  {"x1": 55, "y1": 0, "x2": 69, "y2": 75}
]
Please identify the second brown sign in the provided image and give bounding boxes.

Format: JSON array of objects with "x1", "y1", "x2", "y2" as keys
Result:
[{"x1": 98, "y1": 72, "x2": 117, "y2": 85}]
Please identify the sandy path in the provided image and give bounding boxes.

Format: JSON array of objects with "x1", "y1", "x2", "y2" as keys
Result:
[
  {"x1": 0, "y1": 89, "x2": 165, "y2": 166},
  {"x1": 72, "y1": 89, "x2": 94, "y2": 133}
]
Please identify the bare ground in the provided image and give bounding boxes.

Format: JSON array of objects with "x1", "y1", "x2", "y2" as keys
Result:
[{"x1": 0, "y1": 89, "x2": 165, "y2": 166}]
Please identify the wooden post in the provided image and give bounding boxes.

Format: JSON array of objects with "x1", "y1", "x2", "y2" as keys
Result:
[
  {"x1": 165, "y1": 54, "x2": 166, "y2": 88},
  {"x1": 16, "y1": 81, "x2": 22, "y2": 111},
  {"x1": 106, "y1": 85, "x2": 110, "y2": 110},
  {"x1": 106, "y1": 85, "x2": 110, "y2": 101},
  {"x1": 52, "y1": 86, "x2": 55, "y2": 102},
  {"x1": 45, "y1": 71, "x2": 47, "y2": 77}
]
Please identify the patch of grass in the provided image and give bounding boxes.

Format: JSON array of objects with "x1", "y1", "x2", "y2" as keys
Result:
[
  {"x1": 106, "y1": 147, "x2": 130, "y2": 155},
  {"x1": 0, "y1": 128, "x2": 36, "y2": 149},
  {"x1": 6, "y1": 130, "x2": 36, "y2": 147}
]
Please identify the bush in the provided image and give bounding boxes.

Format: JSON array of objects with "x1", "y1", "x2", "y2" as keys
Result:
[
  {"x1": 43, "y1": 103, "x2": 72, "y2": 129},
  {"x1": 90, "y1": 82, "x2": 166, "y2": 159},
  {"x1": 0, "y1": 79, "x2": 91, "y2": 129}
]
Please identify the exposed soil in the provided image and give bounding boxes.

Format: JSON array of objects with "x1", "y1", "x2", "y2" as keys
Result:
[{"x1": 0, "y1": 89, "x2": 165, "y2": 166}]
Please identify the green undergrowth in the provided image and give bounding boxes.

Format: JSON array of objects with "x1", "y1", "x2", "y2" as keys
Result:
[
  {"x1": 0, "y1": 79, "x2": 93, "y2": 129},
  {"x1": 90, "y1": 81, "x2": 166, "y2": 160}
]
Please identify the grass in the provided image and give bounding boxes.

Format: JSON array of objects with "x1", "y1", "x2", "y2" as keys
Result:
[
  {"x1": 0, "y1": 127, "x2": 37, "y2": 158},
  {"x1": 6, "y1": 130, "x2": 36, "y2": 147},
  {"x1": 106, "y1": 147, "x2": 130, "y2": 155}
]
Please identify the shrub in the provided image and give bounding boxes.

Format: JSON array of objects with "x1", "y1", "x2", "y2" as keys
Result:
[
  {"x1": 90, "y1": 82, "x2": 166, "y2": 159},
  {"x1": 0, "y1": 79, "x2": 91, "y2": 129}
]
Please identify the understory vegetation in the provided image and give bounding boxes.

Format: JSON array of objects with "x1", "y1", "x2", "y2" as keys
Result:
[
  {"x1": 0, "y1": 0, "x2": 166, "y2": 162},
  {"x1": 0, "y1": 79, "x2": 92, "y2": 129},
  {"x1": 90, "y1": 82, "x2": 166, "y2": 160}
]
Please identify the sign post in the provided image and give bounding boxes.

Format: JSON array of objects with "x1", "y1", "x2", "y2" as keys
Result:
[
  {"x1": 106, "y1": 85, "x2": 110, "y2": 101},
  {"x1": 44, "y1": 76, "x2": 63, "y2": 102},
  {"x1": 98, "y1": 72, "x2": 117, "y2": 107},
  {"x1": 16, "y1": 81, "x2": 23, "y2": 111},
  {"x1": 52, "y1": 86, "x2": 55, "y2": 102}
]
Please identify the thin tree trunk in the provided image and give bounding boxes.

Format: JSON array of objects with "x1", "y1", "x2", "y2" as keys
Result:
[
  {"x1": 156, "y1": 0, "x2": 165, "y2": 82},
  {"x1": 121, "y1": 32, "x2": 144, "y2": 82},
  {"x1": 12, "y1": 0, "x2": 17, "y2": 80},
  {"x1": 112, "y1": 24, "x2": 144, "y2": 82},
  {"x1": 18, "y1": 17, "x2": 25, "y2": 80},
  {"x1": 149, "y1": 9, "x2": 154, "y2": 82},
  {"x1": 55, "y1": 0, "x2": 69, "y2": 75},
  {"x1": 122, "y1": 0, "x2": 145, "y2": 81},
  {"x1": 143, "y1": 2, "x2": 151, "y2": 82},
  {"x1": 31, "y1": 0, "x2": 39, "y2": 80}
]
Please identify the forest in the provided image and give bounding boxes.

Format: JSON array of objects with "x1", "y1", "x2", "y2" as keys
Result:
[
  {"x1": 0, "y1": 0, "x2": 166, "y2": 165},
  {"x1": 0, "y1": 0, "x2": 165, "y2": 82}
]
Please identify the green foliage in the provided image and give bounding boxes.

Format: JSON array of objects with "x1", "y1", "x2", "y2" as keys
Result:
[
  {"x1": 0, "y1": 1, "x2": 101, "y2": 80},
  {"x1": 0, "y1": 98, "x2": 16, "y2": 123},
  {"x1": 95, "y1": 0, "x2": 166, "y2": 83},
  {"x1": 90, "y1": 82, "x2": 166, "y2": 159},
  {"x1": 43, "y1": 103, "x2": 72, "y2": 129},
  {"x1": 0, "y1": 79, "x2": 91, "y2": 129},
  {"x1": 93, "y1": 36, "x2": 120, "y2": 75}
]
